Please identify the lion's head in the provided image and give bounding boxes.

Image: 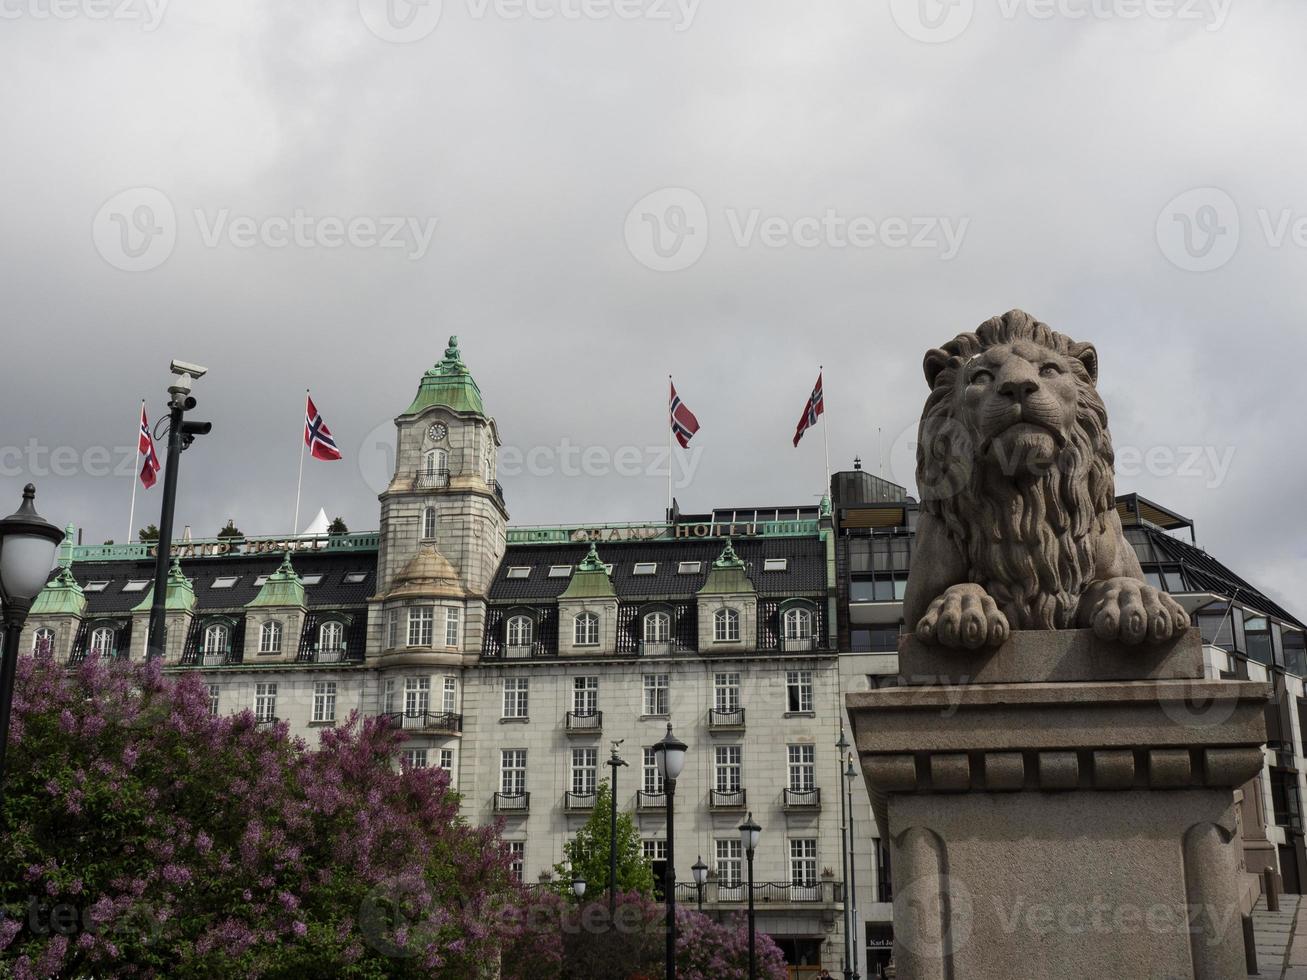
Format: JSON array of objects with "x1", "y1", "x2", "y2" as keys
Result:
[{"x1": 916, "y1": 309, "x2": 1116, "y2": 630}]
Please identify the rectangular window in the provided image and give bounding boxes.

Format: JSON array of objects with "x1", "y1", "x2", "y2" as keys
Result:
[
  {"x1": 643, "y1": 748, "x2": 665, "y2": 794},
  {"x1": 383, "y1": 678, "x2": 397, "y2": 714},
  {"x1": 253, "y1": 575, "x2": 269, "y2": 588},
  {"x1": 312, "y1": 681, "x2": 337, "y2": 723},
  {"x1": 344, "y1": 572, "x2": 368, "y2": 584},
  {"x1": 444, "y1": 607, "x2": 461, "y2": 648},
  {"x1": 507, "y1": 841, "x2": 525, "y2": 882},
  {"x1": 786, "y1": 670, "x2": 814, "y2": 713},
  {"x1": 254, "y1": 683, "x2": 277, "y2": 723},
  {"x1": 763, "y1": 558, "x2": 788, "y2": 572},
  {"x1": 212, "y1": 576, "x2": 239, "y2": 589},
  {"x1": 643, "y1": 674, "x2": 669, "y2": 716},
  {"x1": 789, "y1": 839, "x2": 818, "y2": 886},
  {"x1": 548, "y1": 565, "x2": 572, "y2": 578},
  {"x1": 714, "y1": 745, "x2": 742, "y2": 792},
  {"x1": 207, "y1": 683, "x2": 220, "y2": 717},
  {"x1": 405, "y1": 676, "x2": 431, "y2": 717},
  {"x1": 442, "y1": 676, "x2": 457, "y2": 714},
  {"x1": 501, "y1": 749, "x2": 527, "y2": 795},
  {"x1": 643, "y1": 839, "x2": 667, "y2": 862},
  {"x1": 633, "y1": 562, "x2": 657, "y2": 576},
  {"x1": 573, "y1": 676, "x2": 599, "y2": 715},
  {"x1": 122, "y1": 580, "x2": 150, "y2": 593},
  {"x1": 715, "y1": 839, "x2": 742, "y2": 888},
  {"x1": 439, "y1": 749, "x2": 455, "y2": 772},
  {"x1": 408, "y1": 607, "x2": 434, "y2": 647},
  {"x1": 788, "y1": 744, "x2": 815, "y2": 791},
  {"x1": 571, "y1": 748, "x2": 598, "y2": 795},
  {"x1": 401, "y1": 748, "x2": 428, "y2": 769},
  {"x1": 506, "y1": 566, "x2": 532, "y2": 579},
  {"x1": 503, "y1": 677, "x2": 530, "y2": 719},
  {"x1": 677, "y1": 561, "x2": 702, "y2": 575},
  {"x1": 300, "y1": 574, "x2": 324, "y2": 586},
  {"x1": 84, "y1": 581, "x2": 109, "y2": 592},
  {"x1": 387, "y1": 609, "x2": 401, "y2": 649},
  {"x1": 714, "y1": 672, "x2": 740, "y2": 713}
]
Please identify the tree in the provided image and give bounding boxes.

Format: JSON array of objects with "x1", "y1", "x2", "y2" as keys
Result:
[
  {"x1": 216, "y1": 520, "x2": 242, "y2": 539},
  {"x1": 138, "y1": 525, "x2": 159, "y2": 542},
  {"x1": 1, "y1": 656, "x2": 525, "y2": 978},
  {"x1": 328, "y1": 517, "x2": 349, "y2": 535},
  {"x1": 552, "y1": 780, "x2": 655, "y2": 898}
]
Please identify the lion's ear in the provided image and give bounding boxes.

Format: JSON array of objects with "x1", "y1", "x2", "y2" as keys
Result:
[
  {"x1": 923, "y1": 349, "x2": 951, "y2": 389},
  {"x1": 1071, "y1": 343, "x2": 1099, "y2": 384}
]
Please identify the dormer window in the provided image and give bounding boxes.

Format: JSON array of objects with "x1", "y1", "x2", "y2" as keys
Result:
[
  {"x1": 643, "y1": 611, "x2": 670, "y2": 644},
  {"x1": 89, "y1": 626, "x2": 115, "y2": 657},
  {"x1": 259, "y1": 620, "x2": 282, "y2": 654},
  {"x1": 320, "y1": 621, "x2": 345, "y2": 653},
  {"x1": 783, "y1": 607, "x2": 813, "y2": 641},
  {"x1": 203, "y1": 624, "x2": 230, "y2": 654},
  {"x1": 507, "y1": 615, "x2": 533, "y2": 648},
  {"x1": 574, "y1": 613, "x2": 600, "y2": 647},
  {"x1": 763, "y1": 558, "x2": 788, "y2": 572},
  {"x1": 713, "y1": 608, "x2": 741, "y2": 643},
  {"x1": 633, "y1": 563, "x2": 657, "y2": 576},
  {"x1": 421, "y1": 506, "x2": 439, "y2": 540},
  {"x1": 32, "y1": 628, "x2": 55, "y2": 656}
]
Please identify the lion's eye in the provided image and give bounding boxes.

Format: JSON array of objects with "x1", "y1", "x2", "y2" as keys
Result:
[
  {"x1": 1039, "y1": 364, "x2": 1062, "y2": 378},
  {"x1": 970, "y1": 370, "x2": 993, "y2": 385}
]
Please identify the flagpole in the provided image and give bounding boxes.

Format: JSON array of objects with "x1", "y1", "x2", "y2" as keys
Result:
[
  {"x1": 293, "y1": 388, "x2": 308, "y2": 537},
  {"x1": 127, "y1": 398, "x2": 143, "y2": 544},
  {"x1": 820, "y1": 367, "x2": 831, "y2": 498},
  {"x1": 666, "y1": 375, "x2": 674, "y2": 522}
]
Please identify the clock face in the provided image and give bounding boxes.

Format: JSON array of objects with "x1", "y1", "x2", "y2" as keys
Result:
[{"x1": 427, "y1": 423, "x2": 447, "y2": 442}]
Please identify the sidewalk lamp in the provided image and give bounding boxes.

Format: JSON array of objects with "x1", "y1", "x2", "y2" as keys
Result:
[
  {"x1": 0, "y1": 484, "x2": 65, "y2": 805},
  {"x1": 691, "y1": 856, "x2": 708, "y2": 912},
  {"x1": 654, "y1": 723, "x2": 687, "y2": 980},
  {"x1": 571, "y1": 870, "x2": 587, "y2": 901},
  {"x1": 739, "y1": 811, "x2": 762, "y2": 980}
]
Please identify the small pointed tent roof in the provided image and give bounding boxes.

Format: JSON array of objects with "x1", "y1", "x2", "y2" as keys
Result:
[
  {"x1": 30, "y1": 565, "x2": 86, "y2": 617},
  {"x1": 247, "y1": 553, "x2": 306, "y2": 608},
  {"x1": 386, "y1": 545, "x2": 466, "y2": 599},
  {"x1": 698, "y1": 539, "x2": 755, "y2": 595},
  {"x1": 559, "y1": 543, "x2": 616, "y2": 600},
  {"x1": 404, "y1": 336, "x2": 486, "y2": 416},
  {"x1": 301, "y1": 508, "x2": 330, "y2": 537},
  {"x1": 132, "y1": 557, "x2": 197, "y2": 613}
]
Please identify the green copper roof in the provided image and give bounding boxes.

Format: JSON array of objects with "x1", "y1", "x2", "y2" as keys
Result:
[
  {"x1": 31, "y1": 565, "x2": 86, "y2": 617},
  {"x1": 132, "y1": 558, "x2": 196, "y2": 613},
  {"x1": 404, "y1": 336, "x2": 486, "y2": 417},
  {"x1": 247, "y1": 553, "x2": 306, "y2": 608},
  {"x1": 559, "y1": 543, "x2": 616, "y2": 600},
  {"x1": 698, "y1": 540, "x2": 755, "y2": 595}
]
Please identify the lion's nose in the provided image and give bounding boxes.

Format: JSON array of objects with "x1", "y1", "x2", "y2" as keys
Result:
[{"x1": 998, "y1": 378, "x2": 1038, "y2": 401}]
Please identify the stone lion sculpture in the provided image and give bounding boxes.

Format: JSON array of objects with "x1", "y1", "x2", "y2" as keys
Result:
[{"x1": 903, "y1": 309, "x2": 1191, "y2": 648}]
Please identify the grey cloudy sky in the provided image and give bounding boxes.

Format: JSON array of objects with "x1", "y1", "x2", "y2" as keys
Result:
[{"x1": 2, "y1": 0, "x2": 1303, "y2": 615}]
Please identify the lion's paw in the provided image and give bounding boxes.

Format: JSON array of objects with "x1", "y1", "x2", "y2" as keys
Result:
[
  {"x1": 1079, "y1": 577, "x2": 1190, "y2": 646},
  {"x1": 915, "y1": 584, "x2": 1010, "y2": 649}
]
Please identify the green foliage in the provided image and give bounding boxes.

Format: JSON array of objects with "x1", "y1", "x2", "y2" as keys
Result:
[
  {"x1": 552, "y1": 780, "x2": 655, "y2": 898},
  {"x1": 137, "y1": 524, "x2": 159, "y2": 542},
  {"x1": 216, "y1": 519, "x2": 242, "y2": 539},
  {"x1": 328, "y1": 517, "x2": 349, "y2": 534}
]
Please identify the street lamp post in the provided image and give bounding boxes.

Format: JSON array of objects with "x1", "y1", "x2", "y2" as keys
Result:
[
  {"x1": 845, "y1": 754, "x2": 861, "y2": 980},
  {"x1": 572, "y1": 870, "x2": 587, "y2": 901},
  {"x1": 654, "y1": 723, "x2": 686, "y2": 980},
  {"x1": 739, "y1": 811, "x2": 761, "y2": 980},
  {"x1": 0, "y1": 484, "x2": 65, "y2": 808},
  {"x1": 691, "y1": 856, "x2": 708, "y2": 913},
  {"x1": 606, "y1": 740, "x2": 628, "y2": 917},
  {"x1": 837, "y1": 729, "x2": 854, "y2": 980},
  {"x1": 146, "y1": 362, "x2": 211, "y2": 659}
]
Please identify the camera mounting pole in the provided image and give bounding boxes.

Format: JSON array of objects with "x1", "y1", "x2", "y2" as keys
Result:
[{"x1": 146, "y1": 362, "x2": 212, "y2": 659}]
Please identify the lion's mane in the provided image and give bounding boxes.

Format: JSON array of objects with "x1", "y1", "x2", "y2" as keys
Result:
[{"x1": 916, "y1": 309, "x2": 1116, "y2": 630}]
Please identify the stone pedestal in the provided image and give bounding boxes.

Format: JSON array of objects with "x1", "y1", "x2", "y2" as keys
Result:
[{"x1": 846, "y1": 629, "x2": 1269, "y2": 980}]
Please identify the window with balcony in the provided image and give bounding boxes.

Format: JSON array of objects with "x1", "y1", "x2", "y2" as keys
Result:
[
  {"x1": 203, "y1": 624, "x2": 229, "y2": 653},
  {"x1": 254, "y1": 683, "x2": 277, "y2": 723},
  {"x1": 31, "y1": 628, "x2": 55, "y2": 656},
  {"x1": 716, "y1": 839, "x2": 743, "y2": 893},
  {"x1": 405, "y1": 677, "x2": 431, "y2": 723},
  {"x1": 507, "y1": 615, "x2": 533, "y2": 650},
  {"x1": 313, "y1": 681, "x2": 337, "y2": 723},
  {"x1": 89, "y1": 626, "x2": 115, "y2": 658},
  {"x1": 319, "y1": 621, "x2": 345, "y2": 658},
  {"x1": 714, "y1": 745, "x2": 741, "y2": 792},
  {"x1": 503, "y1": 677, "x2": 529, "y2": 719},
  {"x1": 643, "y1": 611, "x2": 670, "y2": 645},
  {"x1": 574, "y1": 613, "x2": 599, "y2": 647},
  {"x1": 789, "y1": 839, "x2": 818, "y2": 887},
  {"x1": 714, "y1": 672, "x2": 740, "y2": 713},
  {"x1": 408, "y1": 607, "x2": 434, "y2": 647},
  {"x1": 259, "y1": 620, "x2": 282, "y2": 654},
  {"x1": 571, "y1": 748, "x2": 598, "y2": 796},
  {"x1": 422, "y1": 506, "x2": 438, "y2": 540},
  {"x1": 788, "y1": 745, "x2": 815, "y2": 791},
  {"x1": 713, "y1": 608, "x2": 740, "y2": 643},
  {"x1": 573, "y1": 676, "x2": 598, "y2": 716},
  {"x1": 421, "y1": 449, "x2": 448, "y2": 485},
  {"x1": 643, "y1": 674, "x2": 669, "y2": 716},
  {"x1": 783, "y1": 607, "x2": 813, "y2": 647},
  {"x1": 786, "y1": 670, "x2": 814, "y2": 713},
  {"x1": 643, "y1": 748, "x2": 665, "y2": 794},
  {"x1": 444, "y1": 606, "x2": 461, "y2": 647},
  {"x1": 501, "y1": 749, "x2": 527, "y2": 795}
]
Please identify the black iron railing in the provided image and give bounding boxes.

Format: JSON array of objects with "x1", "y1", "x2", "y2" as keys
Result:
[
  {"x1": 565, "y1": 711, "x2": 602, "y2": 733},
  {"x1": 673, "y1": 881, "x2": 842, "y2": 904},
  {"x1": 636, "y1": 791, "x2": 667, "y2": 810},
  {"x1": 380, "y1": 711, "x2": 463, "y2": 734},
  {"x1": 494, "y1": 792, "x2": 530, "y2": 813},
  {"x1": 707, "y1": 708, "x2": 745, "y2": 729},
  {"x1": 783, "y1": 787, "x2": 821, "y2": 809},
  {"x1": 709, "y1": 789, "x2": 747, "y2": 810}
]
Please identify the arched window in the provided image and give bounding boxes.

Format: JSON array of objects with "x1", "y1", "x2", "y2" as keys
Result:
[
  {"x1": 483, "y1": 446, "x2": 494, "y2": 485},
  {"x1": 783, "y1": 608, "x2": 813, "y2": 641},
  {"x1": 320, "y1": 621, "x2": 345, "y2": 653},
  {"x1": 421, "y1": 506, "x2": 438, "y2": 540},
  {"x1": 506, "y1": 615, "x2": 533, "y2": 648},
  {"x1": 643, "y1": 611, "x2": 670, "y2": 644},
  {"x1": 574, "y1": 612, "x2": 599, "y2": 647},
  {"x1": 89, "y1": 626, "x2": 115, "y2": 657},
  {"x1": 259, "y1": 620, "x2": 282, "y2": 654},
  {"x1": 713, "y1": 608, "x2": 740, "y2": 643},
  {"x1": 422, "y1": 449, "x2": 449, "y2": 483},
  {"x1": 203, "y1": 623, "x2": 230, "y2": 653},
  {"x1": 32, "y1": 628, "x2": 54, "y2": 656}
]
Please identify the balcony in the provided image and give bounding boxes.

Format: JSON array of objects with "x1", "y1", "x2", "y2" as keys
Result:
[
  {"x1": 493, "y1": 792, "x2": 530, "y2": 813},
  {"x1": 636, "y1": 791, "x2": 667, "y2": 811},
  {"x1": 504, "y1": 645, "x2": 535, "y2": 660},
  {"x1": 565, "y1": 791, "x2": 597, "y2": 811},
  {"x1": 676, "y1": 880, "x2": 842, "y2": 906},
  {"x1": 565, "y1": 711, "x2": 602, "y2": 735},
  {"x1": 201, "y1": 648, "x2": 230, "y2": 667},
  {"x1": 414, "y1": 468, "x2": 449, "y2": 489},
  {"x1": 707, "y1": 708, "x2": 745, "y2": 732},
  {"x1": 783, "y1": 787, "x2": 821, "y2": 810},
  {"x1": 381, "y1": 711, "x2": 463, "y2": 734},
  {"x1": 639, "y1": 640, "x2": 672, "y2": 657},
  {"x1": 709, "y1": 789, "x2": 747, "y2": 811},
  {"x1": 780, "y1": 636, "x2": 815, "y2": 653}
]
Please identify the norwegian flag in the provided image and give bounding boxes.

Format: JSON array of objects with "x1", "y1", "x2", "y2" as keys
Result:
[
  {"x1": 669, "y1": 380, "x2": 701, "y2": 449},
  {"x1": 304, "y1": 395, "x2": 343, "y2": 461},
  {"x1": 792, "y1": 371, "x2": 825, "y2": 447},
  {"x1": 138, "y1": 404, "x2": 161, "y2": 488}
]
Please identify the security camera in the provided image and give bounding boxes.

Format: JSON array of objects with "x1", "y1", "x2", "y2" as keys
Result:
[{"x1": 170, "y1": 360, "x2": 208, "y2": 380}]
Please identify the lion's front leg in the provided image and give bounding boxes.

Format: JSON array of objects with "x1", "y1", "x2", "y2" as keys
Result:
[
  {"x1": 915, "y1": 583, "x2": 1010, "y2": 649},
  {"x1": 1078, "y1": 577, "x2": 1190, "y2": 645}
]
